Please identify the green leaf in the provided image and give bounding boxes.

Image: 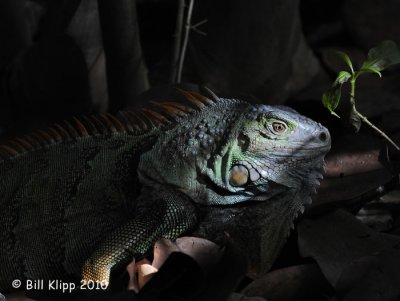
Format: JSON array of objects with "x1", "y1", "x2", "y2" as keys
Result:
[
  {"x1": 356, "y1": 68, "x2": 382, "y2": 78},
  {"x1": 322, "y1": 85, "x2": 342, "y2": 118},
  {"x1": 360, "y1": 40, "x2": 400, "y2": 73},
  {"x1": 334, "y1": 71, "x2": 351, "y2": 86},
  {"x1": 322, "y1": 70, "x2": 351, "y2": 118},
  {"x1": 335, "y1": 51, "x2": 354, "y2": 73}
]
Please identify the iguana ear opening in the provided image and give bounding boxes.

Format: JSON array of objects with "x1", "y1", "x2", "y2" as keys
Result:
[{"x1": 229, "y1": 165, "x2": 249, "y2": 187}]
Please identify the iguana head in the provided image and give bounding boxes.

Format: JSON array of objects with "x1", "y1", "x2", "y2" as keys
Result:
[
  {"x1": 139, "y1": 95, "x2": 330, "y2": 209},
  {"x1": 178, "y1": 100, "x2": 331, "y2": 208},
  {"x1": 213, "y1": 103, "x2": 331, "y2": 203}
]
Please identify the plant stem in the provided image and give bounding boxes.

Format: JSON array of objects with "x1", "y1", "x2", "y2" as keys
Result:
[
  {"x1": 350, "y1": 76, "x2": 400, "y2": 150},
  {"x1": 170, "y1": 0, "x2": 185, "y2": 83},
  {"x1": 349, "y1": 77, "x2": 356, "y2": 106},
  {"x1": 176, "y1": 0, "x2": 194, "y2": 84},
  {"x1": 355, "y1": 109, "x2": 400, "y2": 150}
]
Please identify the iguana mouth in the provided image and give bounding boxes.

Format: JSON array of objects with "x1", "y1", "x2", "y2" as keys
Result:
[{"x1": 268, "y1": 146, "x2": 331, "y2": 157}]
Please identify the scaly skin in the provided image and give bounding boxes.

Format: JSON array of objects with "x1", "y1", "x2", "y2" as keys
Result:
[{"x1": 0, "y1": 91, "x2": 330, "y2": 292}]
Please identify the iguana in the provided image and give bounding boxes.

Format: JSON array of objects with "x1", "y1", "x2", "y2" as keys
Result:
[{"x1": 0, "y1": 90, "x2": 331, "y2": 292}]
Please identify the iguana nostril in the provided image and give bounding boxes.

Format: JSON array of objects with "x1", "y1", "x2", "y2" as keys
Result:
[{"x1": 319, "y1": 131, "x2": 327, "y2": 142}]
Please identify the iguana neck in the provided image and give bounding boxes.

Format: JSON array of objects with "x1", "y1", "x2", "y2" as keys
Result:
[{"x1": 194, "y1": 188, "x2": 303, "y2": 278}]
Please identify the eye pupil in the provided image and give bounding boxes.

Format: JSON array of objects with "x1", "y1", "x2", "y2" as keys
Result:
[{"x1": 272, "y1": 122, "x2": 286, "y2": 133}]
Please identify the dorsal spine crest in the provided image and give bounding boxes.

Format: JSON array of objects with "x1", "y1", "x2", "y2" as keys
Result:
[{"x1": 0, "y1": 90, "x2": 219, "y2": 161}]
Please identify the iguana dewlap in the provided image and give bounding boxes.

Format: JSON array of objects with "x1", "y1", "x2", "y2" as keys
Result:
[{"x1": 0, "y1": 90, "x2": 330, "y2": 291}]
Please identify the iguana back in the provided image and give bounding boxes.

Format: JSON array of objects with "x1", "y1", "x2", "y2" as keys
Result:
[{"x1": 0, "y1": 114, "x2": 159, "y2": 287}]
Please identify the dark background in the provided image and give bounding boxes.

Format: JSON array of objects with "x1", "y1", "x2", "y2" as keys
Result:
[{"x1": 1, "y1": 0, "x2": 400, "y2": 138}]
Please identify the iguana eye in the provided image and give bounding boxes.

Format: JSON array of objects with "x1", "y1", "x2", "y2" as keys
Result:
[{"x1": 271, "y1": 121, "x2": 287, "y2": 134}]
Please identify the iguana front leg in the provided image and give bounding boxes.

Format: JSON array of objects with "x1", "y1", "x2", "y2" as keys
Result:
[{"x1": 81, "y1": 187, "x2": 198, "y2": 286}]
